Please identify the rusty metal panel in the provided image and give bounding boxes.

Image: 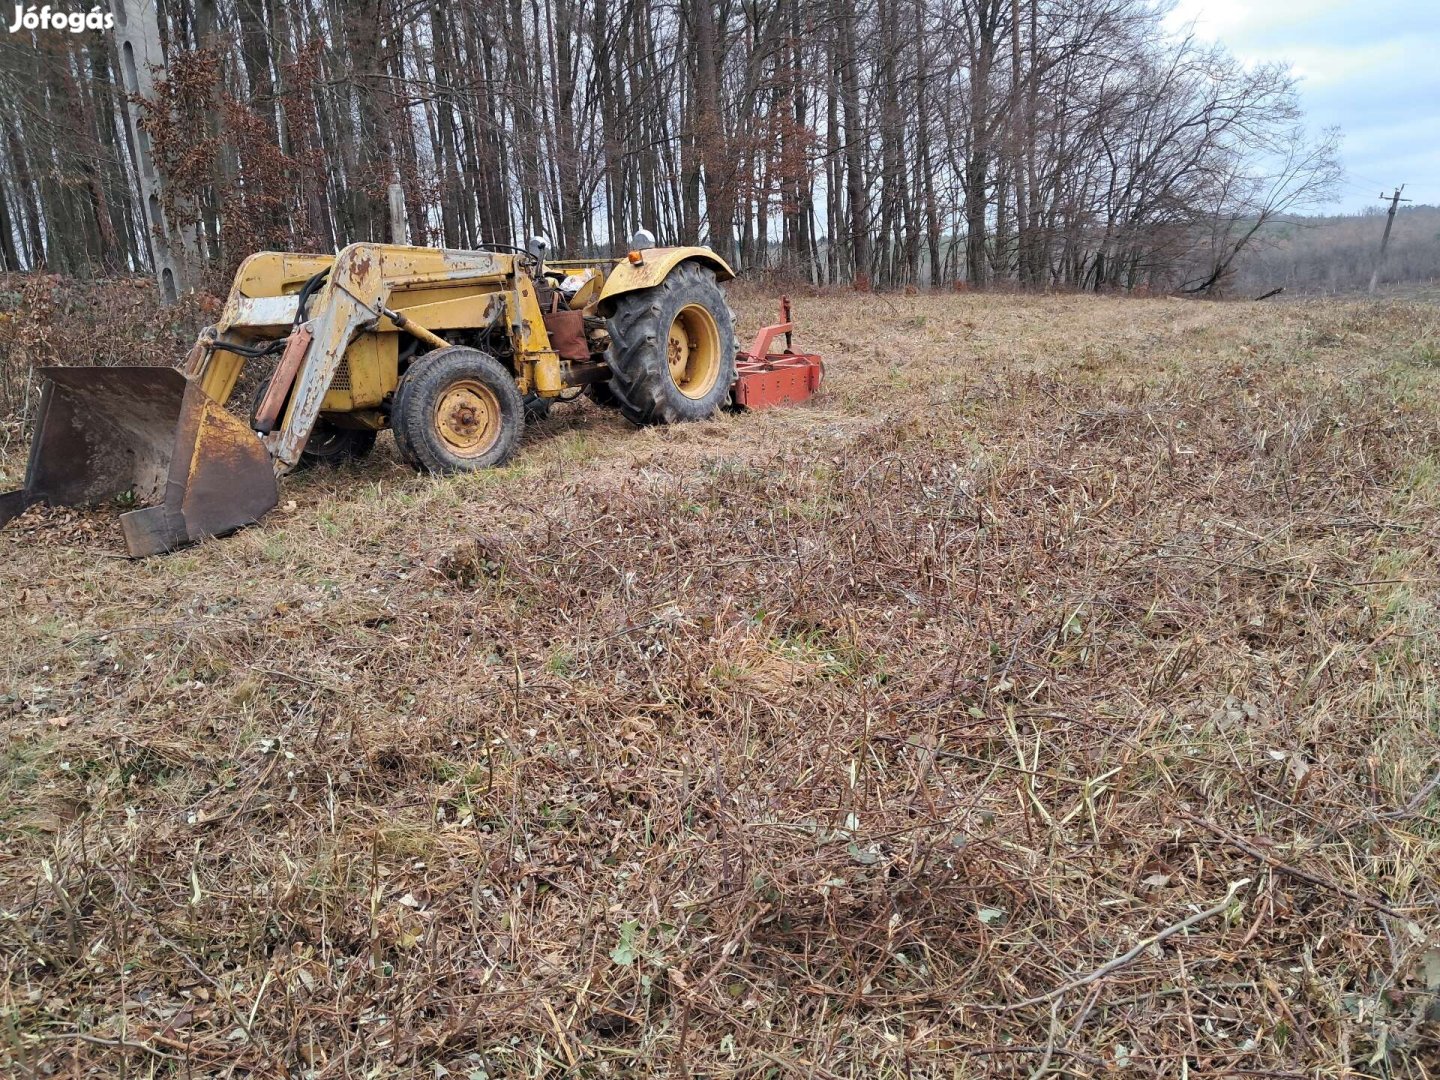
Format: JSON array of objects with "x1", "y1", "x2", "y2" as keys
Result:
[
  {"x1": 0, "y1": 367, "x2": 277, "y2": 556},
  {"x1": 175, "y1": 396, "x2": 278, "y2": 543},
  {"x1": 5, "y1": 367, "x2": 188, "y2": 511}
]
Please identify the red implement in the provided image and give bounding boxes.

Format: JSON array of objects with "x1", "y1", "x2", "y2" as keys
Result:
[{"x1": 731, "y1": 296, "x2": 824, "y2": 409}]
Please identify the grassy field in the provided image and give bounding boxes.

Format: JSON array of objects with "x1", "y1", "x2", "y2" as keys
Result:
[{"x1": 2, "y1": 288, "x2": 1439, "y2": 1077}]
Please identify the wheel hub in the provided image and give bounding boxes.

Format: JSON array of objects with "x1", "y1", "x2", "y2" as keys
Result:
[
  {"x1": 668, "y1": 328, "x2": 691, "y2": 380},
  {"x1": 436, "y1": 381, "x2": 501, "y2": 457},
  {"x1": 667, "y1": 304, "x2": 721, "y2": 399}
]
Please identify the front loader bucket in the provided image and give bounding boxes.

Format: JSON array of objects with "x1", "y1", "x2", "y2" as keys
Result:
[{"x1": 0, "y1": 367, "x2": 278, "y2": 557}]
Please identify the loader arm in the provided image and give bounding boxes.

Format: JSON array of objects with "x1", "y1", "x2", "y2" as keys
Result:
[{"x1": 250, "y1": 244, "x2": 513, "y2": 473}]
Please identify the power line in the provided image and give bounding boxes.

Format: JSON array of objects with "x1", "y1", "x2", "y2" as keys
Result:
[{"x1": 1347, "y1": 169, "x2": 1391, "y2": 190}]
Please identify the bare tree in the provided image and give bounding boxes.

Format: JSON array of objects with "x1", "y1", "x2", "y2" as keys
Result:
[{"x1": 0, "y1": 0, "x2": 1347, "y2": 295}]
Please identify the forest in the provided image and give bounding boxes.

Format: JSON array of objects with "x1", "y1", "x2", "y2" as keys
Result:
[
  {"x1": 0, "y1": 0, "x2": 1357, "y2": 294},
  {"x1": 1231, "y1": 204, "x2": 1440, "y2": 295}
]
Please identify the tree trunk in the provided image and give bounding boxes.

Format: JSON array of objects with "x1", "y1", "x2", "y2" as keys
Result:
[{"x1": 837, "y1": 1, "x2": 869, "y2": 285}]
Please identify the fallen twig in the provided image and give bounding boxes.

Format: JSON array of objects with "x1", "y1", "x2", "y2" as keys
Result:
[
  {"x1": 979, "y1": 879, "x2": 1250, "y2": 1011},
  {"x1": 32, "y1": 1031, "x2": 180, "y2": 1063},
  {"x1": 1180, "y1": 811, "x2": 1408, "y2": 919}
]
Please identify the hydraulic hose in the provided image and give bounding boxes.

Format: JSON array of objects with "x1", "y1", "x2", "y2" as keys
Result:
[
  {"x1": 211, "y1": 338, "x2": 286, "y2": 359},
  {"x1": 294, "y1": 269, "x2": 330, "y2": 324}
]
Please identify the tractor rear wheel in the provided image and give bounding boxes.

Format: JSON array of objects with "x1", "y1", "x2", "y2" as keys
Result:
[
  {"x1": 391, "y1": 346, "x2": 523, "y2": 474},
  {"x1": 605, "y1": 261, "x2": 736, "y2": 424},
  {"x1": 301, "y1": 422, "x2": 378, "y2": 466}
]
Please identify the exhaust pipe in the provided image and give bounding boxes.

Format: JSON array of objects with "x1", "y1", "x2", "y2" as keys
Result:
[{"x1": 0, "y1": 367, "x2": 278, "y2": 557}]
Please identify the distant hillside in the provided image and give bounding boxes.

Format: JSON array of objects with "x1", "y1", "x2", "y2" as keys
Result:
[{"x1": 1229, "y1": 204, "x2": 1440, "y2": 295}]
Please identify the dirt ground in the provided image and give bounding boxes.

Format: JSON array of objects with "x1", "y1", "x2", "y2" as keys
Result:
[{"x1": 2, "y1": 288, "x2": 1439, "y2": 1077}]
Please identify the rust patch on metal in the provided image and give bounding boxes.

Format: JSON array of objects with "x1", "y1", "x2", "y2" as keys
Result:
[
  {"x1": 0, "y1": 367, "x2": 277, "y2": 557},
  {"x1": 254, "y1": 325, "x2": 312, "y2": 432}
]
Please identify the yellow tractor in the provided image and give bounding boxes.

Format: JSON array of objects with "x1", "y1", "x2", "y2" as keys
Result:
[{"x1": 0, "y1": 235, "x2": 823, "y2": 556}]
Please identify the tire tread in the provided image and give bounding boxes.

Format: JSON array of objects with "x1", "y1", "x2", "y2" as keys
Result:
[
  {"x1": 392, "y1": 346, "x2": 523, "y2": 474},
  {"x1": 604, "y1": 262, "x2": 736, "y2": 425}
]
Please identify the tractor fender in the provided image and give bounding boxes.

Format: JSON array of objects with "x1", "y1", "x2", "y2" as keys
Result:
[{"x1": 595, "y1": 247, "x2": 735, "y2": 315}]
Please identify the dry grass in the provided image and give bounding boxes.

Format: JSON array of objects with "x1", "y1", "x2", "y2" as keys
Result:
[{"x1": 2, "y1": 286, "x2": 1440, "y2": 1077}]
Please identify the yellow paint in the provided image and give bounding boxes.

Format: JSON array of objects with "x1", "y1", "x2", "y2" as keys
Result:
[
  {"x1": 595, "y1": 246, "x2": 735, "y2": 313},
  {"x1": 229, "y1": 251, "x2": 333, "y2": 300},
  {"x1": 180, "y1": 242, "x2": 728, "y2": 469},
  {"x1": 532, "y1": 352, "x2": 563, "y2": 394},
  {"x1": 386, "y1": 291, "x2": 506, "y2": 333},
  {"x1": 667, "y1": 303, "x2": 722, "y2": 399},
  {"x1": 323, "y1": 334, "x2": 396, "y2": 411},
  {"x1": 198, "y1": 343, "x2": 246, "y2": 405}
]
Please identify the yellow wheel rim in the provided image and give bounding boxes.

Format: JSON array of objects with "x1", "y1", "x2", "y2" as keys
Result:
[
  {"x1": 436, "y1": 380, "x2": 502, "y2": 458},
  {"x1": 667, "y1": 304, "x2": 722, "y2": 399}
]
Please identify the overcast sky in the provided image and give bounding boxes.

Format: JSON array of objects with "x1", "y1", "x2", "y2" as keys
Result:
[{"x1": 1165, "y1": 0, "x2": 1440, "y2": 212}]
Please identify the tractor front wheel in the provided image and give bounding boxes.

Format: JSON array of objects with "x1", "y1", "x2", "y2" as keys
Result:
[
  {"x1": 391, "y1": 347, "x2": 523, "y2": 474},
  {"x1": 604, "y1": 261, "x2": 736, "y2": 424}
]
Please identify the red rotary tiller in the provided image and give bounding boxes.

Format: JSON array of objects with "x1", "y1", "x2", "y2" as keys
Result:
[{"x1": 730, "y1": 296, "x2": 825, "y2": 410}]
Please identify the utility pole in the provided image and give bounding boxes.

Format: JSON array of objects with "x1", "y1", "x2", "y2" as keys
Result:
[
  {"x1": 111, "y1": 0, "x2": 199, "y2": 302},
  {"x1": 1368, "y1": 185, "x2": 1411, "y2": 294},
  {"x1": 388, "y1": 181, "x2": 409, "y2": 245}
]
